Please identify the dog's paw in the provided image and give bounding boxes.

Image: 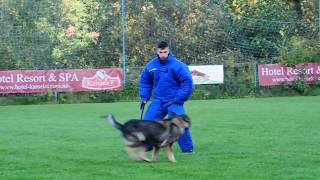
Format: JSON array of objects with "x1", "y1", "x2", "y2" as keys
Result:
[{"x1": 143, "y1": 158, "x2": 152, "y2": 163}]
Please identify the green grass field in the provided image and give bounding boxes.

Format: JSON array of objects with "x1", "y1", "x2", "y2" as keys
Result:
[{"x1": 1, "y1": 96, "x2": 320, "y2": 179}]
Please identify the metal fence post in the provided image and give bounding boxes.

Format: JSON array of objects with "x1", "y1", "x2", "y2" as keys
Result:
[
  {"x1": 254, "y1": 63, "x2": 259, "y2": 95},
  {"x1": 121, "y1": 0, "x2": 126, "y2": 87}
]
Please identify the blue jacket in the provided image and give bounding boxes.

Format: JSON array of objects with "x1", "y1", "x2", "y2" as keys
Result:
[{"x1": 139, "y1": 53, "x2": 193, "y2": 104}]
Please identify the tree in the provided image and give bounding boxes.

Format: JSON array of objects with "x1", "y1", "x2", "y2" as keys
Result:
[{"x1": 0, "y1": 0, "x2": 61, "y2": 69}]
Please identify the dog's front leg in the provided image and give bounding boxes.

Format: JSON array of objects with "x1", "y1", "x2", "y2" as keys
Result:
[
  {"x1": 152, "y1": 146, "x2": 160, "y2": 162},
  {"x1": 164, "y1": 144, "x2": 176, "y2": 163}
]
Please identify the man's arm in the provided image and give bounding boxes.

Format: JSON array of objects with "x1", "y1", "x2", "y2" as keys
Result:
[
  {"x1": 173, "y1": 64, "x2": 193, "y2": 104},
  {"x1": 139, "y1": 67, "x2": 153, "y2": 102}
]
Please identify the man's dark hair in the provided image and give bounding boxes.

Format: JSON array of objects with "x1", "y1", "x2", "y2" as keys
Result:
[{"x1": 157, "y1": 41, "x2": 169, "y2": 49}]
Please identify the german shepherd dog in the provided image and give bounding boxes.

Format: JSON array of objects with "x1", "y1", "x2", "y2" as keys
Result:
[{"x1": 106, "y1": 113, "x2": 191, "y2": 163}]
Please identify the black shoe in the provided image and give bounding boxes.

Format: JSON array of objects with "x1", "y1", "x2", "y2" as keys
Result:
[{"x1": 182, "y1": 149, "x2": 193, "y2": 153}]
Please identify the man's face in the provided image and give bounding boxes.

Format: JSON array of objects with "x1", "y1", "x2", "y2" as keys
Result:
[{"x1": 157, "y1": 47, "x2": 170, "y2": 60}]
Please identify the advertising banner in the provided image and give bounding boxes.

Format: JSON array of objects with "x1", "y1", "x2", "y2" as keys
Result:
[
  {"x1": 189, "y1": 65, "x2": 224, "y2": 84},
  {"x1": 258, "y1": 64, "x2": 320, "y2": 86},
  {"x1": 0, "y1": 68, "x2": 123, "y2": 94}
]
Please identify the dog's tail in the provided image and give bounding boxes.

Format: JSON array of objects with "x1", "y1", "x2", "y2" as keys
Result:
[{"x1": 106, "y1": 113, "x2": 123, "y2": 130}]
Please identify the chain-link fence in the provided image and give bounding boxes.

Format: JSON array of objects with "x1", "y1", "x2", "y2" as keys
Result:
[{"x1": 0, "y1": 0, "x2": 319, "y2": 105}]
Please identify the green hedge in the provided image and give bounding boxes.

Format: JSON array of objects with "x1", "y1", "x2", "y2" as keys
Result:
[{"x1": 1, "y1": 79, "x2": 319, "y2": 105}]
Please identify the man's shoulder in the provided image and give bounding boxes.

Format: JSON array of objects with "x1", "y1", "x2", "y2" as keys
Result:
[
  {"x1": 142, "y1": 57, "x2": 154, "y2": 67},
  {"x1": 176, "y1": 59, "x2": 187, "y2": 65},
  {"x1": 171, "y1": 58, "x2": 188, "y2": 68},
  {"x1": 168, "y1": 55, "x2": 186, "y2": 64},
  {"x1": 146, "y1": 56, "x2": 158, "y2": 65}
]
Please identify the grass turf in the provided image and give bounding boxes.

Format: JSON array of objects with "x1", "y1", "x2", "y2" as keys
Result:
[{"x1": 0, "y1": 96, "x2": 319, "y2": 179}]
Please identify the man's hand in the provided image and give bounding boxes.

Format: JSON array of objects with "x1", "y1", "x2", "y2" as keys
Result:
[
  {"x1": 173, "y1": 99, "x2": 184, "y2": 105},
  {"x1": 140, "y1": 100, "x2": 147, "y2": 110}
]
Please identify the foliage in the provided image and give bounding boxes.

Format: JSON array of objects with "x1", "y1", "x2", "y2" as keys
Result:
[
  {"x1": 0, "y1": 0, "x2": 61, "y2": 69},
  {"x1": 225, "y1": 0, "x2": 296, "y2": 59},
  {"x1": 277, "y1": 36, "x2": 320, "y2": 66},
  {"x1": 224, "y1": 0, "x2": 318, "y2": 64},
  {"x1": 1, "y1": 0, "x2": 318, "y2": 68},
  {"x1": 0, "y1": 0, "x2": 121, "y2": 69}
]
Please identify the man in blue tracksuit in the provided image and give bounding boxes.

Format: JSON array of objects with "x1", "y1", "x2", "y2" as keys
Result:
[{"x1": 139, "y1": 41, "x2": 194, "y2": 152}]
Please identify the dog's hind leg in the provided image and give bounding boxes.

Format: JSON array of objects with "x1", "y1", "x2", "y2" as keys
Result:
[
  {"x1": 125, "y1": 146, "x2": 151, "y2": 162},
  {"x1": 152, "y1": 146, "x2": 160, "y2": 162},
  {"x1": 164, "y1": 144, "x2": 176, "y2": 163},
  {"x1": 124, "y1": 146, "x2": 140, "y2": 160},
  {"x1": 137, "y1": 147, "x2": 151, "y2": 163}
]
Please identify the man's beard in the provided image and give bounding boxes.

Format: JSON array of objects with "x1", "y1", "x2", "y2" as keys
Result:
[
  {"x1": 159, "y1": 56, "x2": 167, "y2": 60},
  {"x1": 157, "y1": 55, "x2": 167, "y2": 62}
]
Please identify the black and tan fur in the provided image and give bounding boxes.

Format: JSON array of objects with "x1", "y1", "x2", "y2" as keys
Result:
[{"x1": 106, "y1": 113, "x2": 191, "y2": 162}]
